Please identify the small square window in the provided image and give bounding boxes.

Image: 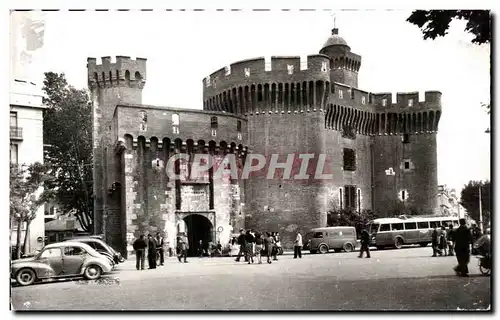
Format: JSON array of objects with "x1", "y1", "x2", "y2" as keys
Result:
[
  {"x1": 339, "y1": 90, "x2": 343, "y2": 99},
  {"x1": 382, "y1": 99, "x2": 387, "y2": 107},
  {"x1": 404, "y1": 161, "x2": 410, "y2": 169},
  {"x1": 402, "y1": 133, "x2": 409, "y2": 144}
]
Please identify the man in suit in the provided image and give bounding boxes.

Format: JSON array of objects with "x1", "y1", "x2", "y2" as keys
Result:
[
  {"x1": 156, "y1": 232, "x2": 165, "y2": 266},
  {"x1": 147, "y1": 234, "x2": 157, "y2": 269},
  {"x1": 132, "y1": 234, "x2": 147, "y2": 270},
  {"x1": 358, "y1": 228, "x2": 371, "y2": 258},
  {"x1": 452, "y1": 219, "x2": 474, "y2": 277}
]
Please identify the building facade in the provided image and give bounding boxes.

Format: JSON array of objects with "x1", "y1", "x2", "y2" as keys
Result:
[
  {"x1": 9, "y1": 11, "x2": 47, "y2": 253},
  {"x1": 437, "y1": 185, "x2": 466, "y2": 218},
  {"x1": 10, "y1": 80, "x2": 46, "y2": 253},
  {"x1": 90, "y1": 28, "x2": 442, "y2": 256}
]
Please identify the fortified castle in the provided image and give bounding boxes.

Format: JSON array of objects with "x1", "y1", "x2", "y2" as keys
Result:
[{"x1": 89, "y1": 28, "x2": 441, "y2": 257}]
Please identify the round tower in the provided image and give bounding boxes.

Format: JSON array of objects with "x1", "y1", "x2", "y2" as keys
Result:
[
  {"x1": 87, "y1": 56, "x2": 147, "y2": 237},
  {"x1": 319, "y1": 28, "x2": 361, "y2": 88},
  {"x1": 372, "y1": 91, "x2": 442, "y2": 216}
]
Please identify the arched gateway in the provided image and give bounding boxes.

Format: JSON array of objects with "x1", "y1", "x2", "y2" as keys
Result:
[{"x1": 177, "y1": 213, "x2": 215, "y2": 257}]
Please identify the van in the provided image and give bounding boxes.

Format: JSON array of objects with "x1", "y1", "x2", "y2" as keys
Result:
[{"x1": 303, "y1": 226, "x2": 357, "y2": 254}]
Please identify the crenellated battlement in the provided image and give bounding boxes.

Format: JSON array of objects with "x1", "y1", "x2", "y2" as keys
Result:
[
  {"x1": 329, "y1": 82, "x2": 442, "y2": 111},
  {"x1": 87, "y1": 56, "x2": 147, "y2": 89},
  {"x1": 203, "y1": 54, "x2": 331, "y2": 97},
  {"x1": 371, "y1": 91, "x2": 442, "y2": 110}
]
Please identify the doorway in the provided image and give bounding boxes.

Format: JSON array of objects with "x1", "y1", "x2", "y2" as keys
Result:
[{"x1": 182, "y1": 214, "x2": 213, "y2": 257}]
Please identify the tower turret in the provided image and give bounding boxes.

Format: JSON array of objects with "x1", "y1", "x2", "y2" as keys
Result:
[
  {"x1": 87, "y1": 56, "x2": 147, "y2": 235},
  {"x1": 319, "y1": 28, "x2": 361, "y2": 88}
]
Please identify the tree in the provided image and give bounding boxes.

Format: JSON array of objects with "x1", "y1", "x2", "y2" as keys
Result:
[
  {"x1": 460, "y1": 180, "x2": 491, "y2": 227},
  {"x1": 407, "y1": 10, "x2": 491, "y2": 45},
  {"x1": 42, "y1": 72, "x2": 94, "y2": 232},
  {"x1": 326, "y1": 209, "x2": 379, "y2": 238},
  {"x1": 10, "y1": 162, "x2": 53, "y2": 258}
]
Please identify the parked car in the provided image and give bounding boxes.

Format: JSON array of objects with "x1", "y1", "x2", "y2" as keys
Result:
[
  {"x1": 65, "y1": 237, "x2": 125, "y2": 265},
  {"x1": 11, "y1": 241, "x2": 113, "y2": 286}
]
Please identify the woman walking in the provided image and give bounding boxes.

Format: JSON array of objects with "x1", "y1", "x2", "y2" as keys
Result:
[
  {"x1": 264, "y1": 232, "x2": 275, "y2": 264},
  {"x1": 254, "y1": 232, "x2": 264, "y2": 264}
]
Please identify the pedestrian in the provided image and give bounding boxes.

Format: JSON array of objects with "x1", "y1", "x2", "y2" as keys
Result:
[
  {"x1": 147, "y1": 234, "x2": 157, "y2": 269},
  {"x1": 272, "y1": 232, "x2": 280, "y2": 261},
  {"x1": 176, "y1": 234, "x2": 188, "y2": 263},
  {"x1": 264, "y1": 232, "x2": 275, "y2": 264},
  {"x1": 452, "y1": 218, "x2": 474, "y2": 277},
  {"x1": 294, "y1": 231, "x2": 303, "y2": 259},
  {"x1": 439, "y1": 226, "x2": 448, "y2": 256},
  {"x1": 235, "y1": 229, "x2": 247, "y2": 262},
  {"x1": 254, "y1": 232, "x2": 264, "y2": 264},
  {"x1": 156, "y1": 232, "x2": 165, "y2": 266},
  {"x1": 245, "y1": 230, "x2": 255, "y2": 264},
  {"x1": 198, "y1": 240, "x2": 204, "y2": 258},
  {"x1": 447, "y1": 224, "x2": 455, "y2": 256},
  {"x1": 132, "y1": 235, "x2": 147, "y2": 270},
  {"x1": 358, "y1": 228, "x2": 371, "y2": 258},
  {"x1": 431, "y1": 226, "x2": 442, "y2": 257}
]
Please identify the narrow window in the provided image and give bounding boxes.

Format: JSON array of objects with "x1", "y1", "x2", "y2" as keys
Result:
[
  {"x1": 225, "y1": 66, "x2": 231, "y2": 76},
  {"x1": 339, "y1": 90, "x2": 343, "y2": 99},
  {"x1": 404, "y1": 161, "x2": 410, "y2": 170},
  {"x1": 350, "y1": 88, "x2": 354, "y2": 99},
  {"x1": 287, "y1": 65, "x2": 294, "y2": 75},
  {"x1": 361, "y1": 96, "x2": 366, "y2": 105},
  {"x1": 408, "y1": 99, "x2": 413, "y2": 107},
  {"x1": 172, "y1": 114, "x2": 180, "y2": 134},
  {"x1": 211, "y1": 116, "x2": 218, "y2": 136},
  {"x1": 237, "y1": 120, "x2": 242, "y2": 140},
  {"x1": 357, "y1": 188, "x2": 361, "y2": 212},
  {"x1": 382, "y1": 99, "x2": 387, "y2": 107},
  {"x1": 344, "y1": 185, "x2": 357, "y2": 210},
  {"x1": 339, "y1": 188, "x2": 343, "y2": 209},
  {"x1": 10, "y1": 144, "x2": 18, "y2": 164},
  {"x1": 343, "y1": 148, "x2": 356, "y2": 171},
  {"x1": 402, "y1": 133, "x2": 410, "y2": 144}
]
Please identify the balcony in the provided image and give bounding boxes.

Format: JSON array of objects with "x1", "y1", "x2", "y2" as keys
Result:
[{"x1": 10, "y1": 126, "x2": 23, "y2": 141}]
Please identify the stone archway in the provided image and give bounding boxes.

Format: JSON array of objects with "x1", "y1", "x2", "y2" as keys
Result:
[{"x1": 182, "y1": 214, "x2": 214, "y2": 257}]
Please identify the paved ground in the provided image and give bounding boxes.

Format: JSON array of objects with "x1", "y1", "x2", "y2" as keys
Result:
[{"x1": 11, "y1": 246, "x2": 491, "y2": 311}]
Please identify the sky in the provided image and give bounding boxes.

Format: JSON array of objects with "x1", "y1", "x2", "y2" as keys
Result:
[{"x1": 12, "y1": 9, "x2": 491, "y2": 193}]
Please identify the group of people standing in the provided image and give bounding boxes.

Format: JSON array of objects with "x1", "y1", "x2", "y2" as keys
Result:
[
  {"x1": 132, "y1": 233, "x2": 165, "y2": 270},
  {"x1": 233, "y1": 229, "x2": 304, "y2": 264},
  {"x1": 431, "y1": 218, "x2": 491, "y2": 277}
]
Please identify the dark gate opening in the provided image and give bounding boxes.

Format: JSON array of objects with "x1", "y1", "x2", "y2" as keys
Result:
[{"x1": 183, "y1": 214, "x2": 213, "y2": 257}]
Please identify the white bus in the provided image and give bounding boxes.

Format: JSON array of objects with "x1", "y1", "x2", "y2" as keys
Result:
[{"x1": 367, "y1": 216, "x2": 460, "y2": 250}]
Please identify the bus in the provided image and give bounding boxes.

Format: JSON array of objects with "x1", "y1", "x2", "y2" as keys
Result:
[{"x1": 367, "y1": 216, "x2": 460, "y2": 250}]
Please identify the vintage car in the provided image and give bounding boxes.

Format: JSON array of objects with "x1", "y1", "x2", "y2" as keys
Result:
[
  {"x1": 65, "y1": 237, "x2": 125, "y2": 265},
  {"x1": 11, "y1": 241, "x2": 113, "y2": 286}
]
